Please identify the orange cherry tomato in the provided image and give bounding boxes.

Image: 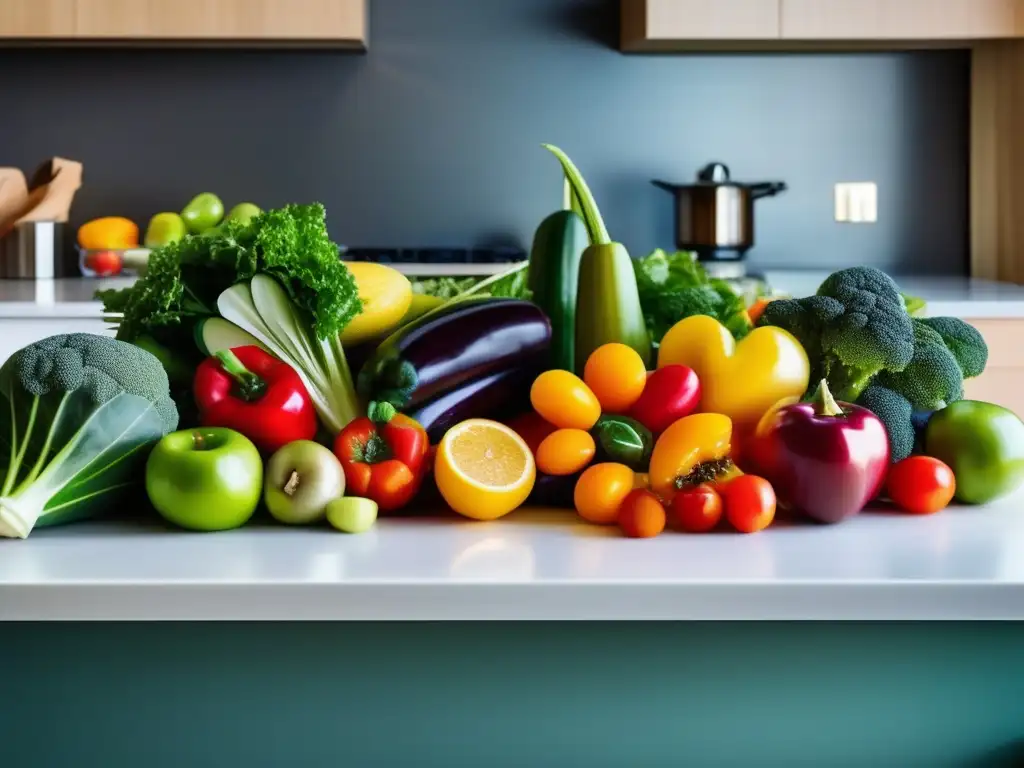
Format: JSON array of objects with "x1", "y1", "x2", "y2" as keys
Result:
[
  {"x1": 574, "y1": 462, "x2": 635, "y2": 525},
  {"x1": 720, "y1": 475, "x2": 776, "y2": 534},
  {"x1": 530, "y1": 370, "x2": 602, "y2": 430},
  {"x1": 886, "y1": 456, "x2": 956, "y2": 515},
  {"x1": 618, "y1": 488, "x2": 666, "y2": 538},
  {"x1": 670, "y1": 483, "x2": 723, "y2": 533},
  {"x1": 536, "y1": 428, "x2": 596, "y2": 476},
  {"x1": 583, "y1": 343, "x2": 648, "y2": 414}
]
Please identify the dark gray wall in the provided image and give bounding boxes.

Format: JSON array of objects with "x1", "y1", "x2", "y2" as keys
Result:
[{"x1": 0, "y1": 0, "x2": 970, "y2": 274}]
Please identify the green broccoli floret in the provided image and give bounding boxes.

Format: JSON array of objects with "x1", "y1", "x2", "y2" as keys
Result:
[
  {"x1": 915, "y1": 316, "x2": 989, "y2": 378},
  {"x1": 874, "y1": 319, "x2": 964, "y2": 412},
  {"x1": 858, "y1": 385, "x2": 915, "y2": 463},
  {"x1": 633, "y1": 250, "x2": 750, "y2": 342},
  {"x1": 757, "y1": 267, "x2": 915, "y2": 400},
  {"x1": 815, "y1": 267, "x2": 916, "y2": 399},
  {"x1": 15, "y1": 333, "x2": 179, "y2": 433}
]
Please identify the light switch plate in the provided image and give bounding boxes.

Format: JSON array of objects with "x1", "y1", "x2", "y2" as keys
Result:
[{"x1": 835, "y1": 182, "x2": 878, "y2": 223}]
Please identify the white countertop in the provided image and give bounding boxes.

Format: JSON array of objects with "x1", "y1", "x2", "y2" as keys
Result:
[
  {"x1": 3, "y1": 268, "x2": 1024, "y2": 320},
  {"x1": 0, "y1": 263, "x2": 525, "y2": 319},
  {"x1": 0, "y1": 276, "x2": 136, "y2": 318},
  {"x1": 764, "y1": 270, "x2": 1024, "y2": 318},
  {"x1": 2, "y1": 492, "x2": 1023, "y2": 621}
]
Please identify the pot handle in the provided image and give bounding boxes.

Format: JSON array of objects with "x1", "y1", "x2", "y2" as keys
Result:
[
  {"x1": 749, "y1": 181, "x2": 788, "y2": 200},
  {"x1": 651, "y1": 179, "x2": 680, "y2": 194}
]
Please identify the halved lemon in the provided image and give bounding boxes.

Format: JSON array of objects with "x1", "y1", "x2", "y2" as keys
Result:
[{"x1": 435, "y1": 419, "x2": 536, "y2": 520}]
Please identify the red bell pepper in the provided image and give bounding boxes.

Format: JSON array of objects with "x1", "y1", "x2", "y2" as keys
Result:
[
  {"x1": 333, "y1": 402, "x2": 430, "y2": 511},
  {"x1": 193, "y1": 345, "x2": 317, "y2": 454},
  {"x1": 627, "y1": 364, "x2": 701, "y2": 435}
]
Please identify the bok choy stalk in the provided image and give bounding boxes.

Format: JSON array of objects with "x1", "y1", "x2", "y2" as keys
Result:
[{"x1": 218, "y1": 275, "x2": 361, "y2": 433}]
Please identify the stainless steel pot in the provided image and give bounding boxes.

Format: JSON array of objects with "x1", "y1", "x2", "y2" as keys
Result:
[{"x1": 653, "y1": 162, "x2": 786, "y2": 260}]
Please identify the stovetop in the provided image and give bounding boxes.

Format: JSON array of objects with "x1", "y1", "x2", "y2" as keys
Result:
[{"x1": 342, "y1": 246, "x2": 526, "y2": 265}]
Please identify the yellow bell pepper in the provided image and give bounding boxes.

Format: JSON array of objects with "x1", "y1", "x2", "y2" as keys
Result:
[
  {"x1": 648, "y1": 412, "x2": 742, "y2": 499},
  {"x1": 657, "y1": 315, "x2": 810, "y2": 434}
]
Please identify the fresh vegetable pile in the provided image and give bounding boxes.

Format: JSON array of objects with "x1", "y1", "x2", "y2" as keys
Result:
[{"x1": 1, "y1": 147, "x2": 1021, "y2": 541}]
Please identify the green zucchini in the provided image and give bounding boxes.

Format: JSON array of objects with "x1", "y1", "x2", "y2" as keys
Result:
[
  {"x1": 541, "y1": 144, "x2": 651, "y2": 371},
  {"x1": 527, "y1": 209, "x2": 587, "y2": 372}
]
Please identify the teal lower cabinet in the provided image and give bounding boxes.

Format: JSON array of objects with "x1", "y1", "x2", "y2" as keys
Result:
[{"x1": 2, "y1": 622, "x2": 1022, "y2": 767}]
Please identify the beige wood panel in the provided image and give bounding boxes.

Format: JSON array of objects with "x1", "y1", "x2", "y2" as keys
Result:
[
  {"x1": 970, "y1": 41, "x2": 1024, "y2": 283},
  {"x1": 622, "y1": 0, "x2": 779, "y2": 50},
  {"x1": 74, "y1": 0, "x2": 366, "y2": 43},
  {"x1": 961, "y1": 319, "x2": 1024, "y2": 367},
  {"x1": 964, "y1": 368, "x2": 1024, "y2": 415},
  {"x1": 781, "y1": 0, "x2": 1024, "y2": 40},
  {"x1": 0, "y1": 0, "x2": 76, "y2": 38},
  {"x1": 959, "y1": 319, "x2": 1024, "y2": 416}
]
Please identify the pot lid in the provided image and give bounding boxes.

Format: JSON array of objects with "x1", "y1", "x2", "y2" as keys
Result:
[{"x1": 697, "y1": 162, "x2": 731, "y2": 183}]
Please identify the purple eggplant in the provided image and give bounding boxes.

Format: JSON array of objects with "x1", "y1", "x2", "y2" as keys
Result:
[
  {"x1": 356, "y1": 298, "x2": 551, "y2": 410},
  {"x1": 528, "y1": 472, "x2": 579, "y2": 509},
  {"x1": 408, "y1": 366, "x2": 540, "y2": 442}
]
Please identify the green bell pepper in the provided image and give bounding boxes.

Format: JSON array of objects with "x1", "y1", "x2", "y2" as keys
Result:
[
  {"x1": 591, "y1": 414, "x2": 654, "y2": 472},
  {"x1": 924, "y1": 400, "x2": 1024, "y2": 504}
]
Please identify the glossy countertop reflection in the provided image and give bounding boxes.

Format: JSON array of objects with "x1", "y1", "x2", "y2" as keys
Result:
[{"x1": 2, "y1": 493, "x2": 1023, "y2": 621}]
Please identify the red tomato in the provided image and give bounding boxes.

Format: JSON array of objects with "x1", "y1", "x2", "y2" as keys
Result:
[
  {"x1": 886, "y1": 456, "x2": 956, "y2": 515},
  {"x1": 670, "y1": 483, "x2": 723, "y2": 533},
  {"x1": 86, "y1": 250, "x2": 122, "y2": 276},
  {"x1": 720, "y1": 475, "x2": 776, "y2": 534}
]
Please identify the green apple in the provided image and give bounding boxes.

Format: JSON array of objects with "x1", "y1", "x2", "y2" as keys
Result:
[
  {"x1": 264, "y1": 440, "x2": 345, "y2": 525},
  {"x1": 146, "y1": 427, "x2": 263, "y2": 532},
  {"x1": 144, "y1": 212, "x2": 187, "y2": 249},
  {"x1": 326, "y1": 497, "x2": 377, "y2": 534},
  {"x1": 224, "y1": 202, "x2": 262, "y2": 228},
  {"x1": 181, "y1": 192, "x2": 224, "y2": 234}
]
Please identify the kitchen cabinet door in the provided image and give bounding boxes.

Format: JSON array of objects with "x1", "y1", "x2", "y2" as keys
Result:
[
  {"x1": 780, "y1": 0, "x2": 1024, "y2": 40},
  {"x1": 74, "y1": 0, "x2": 366, "y2": 46},
  {"x1": 961, "y1": 319, "x2": 1024, "y2": 417},
  {"x1": 622, "y1": 0, "x2": 780, "y2": 50},
  {"x1": 0, "y1": 0, "x2": 76, "y2": 39}
]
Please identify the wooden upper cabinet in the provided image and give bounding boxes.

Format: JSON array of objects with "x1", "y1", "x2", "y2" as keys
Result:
[
  {"x1": 780, "y1": 0, "x2": 1024, "y2": 40},
  {"x1": 0, "y1": 0, "x2": 367, "y2": 47},
  {"x1": 621, "y1": 0, "x2": 1024, "y2": 49},
  {"x1": 0, "y1": 0, "x2": 76, "y2": 38},
  {"x1": 621, "y1": 0, "x2": 780, "y2": 50}
]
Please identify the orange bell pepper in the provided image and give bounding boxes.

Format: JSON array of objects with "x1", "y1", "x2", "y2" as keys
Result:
[
  {"x1": 657, "y1": 315, "x2": 810, "y2": 434},
  {"x1": 648, "y1": 413, "x2": 742, "y2": 500}
]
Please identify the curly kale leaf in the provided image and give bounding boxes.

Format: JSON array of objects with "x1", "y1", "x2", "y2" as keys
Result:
[{"x1": 100, "y1": 203, "x2": 361, "y2": 347}]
